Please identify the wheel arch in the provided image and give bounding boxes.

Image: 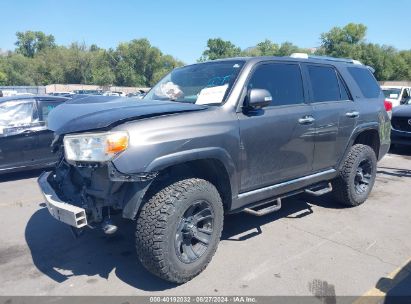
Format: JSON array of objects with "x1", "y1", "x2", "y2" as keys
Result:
[
  {"x1": 338, "y1": 123, "x2": 380, "y2": 171},
  {"x1": 122, "y1": 148, "x2": 238, "y2": 220}
]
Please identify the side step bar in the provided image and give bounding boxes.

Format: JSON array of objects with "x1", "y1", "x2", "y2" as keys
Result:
[
  {"x1": 305, "y1": 182, "x2": 333, "y2": 196},
  {"x1": 244, "y1": 198, "x2": 282, "y2": 217},
  {"x1": 242, "y1": 182, "x2": 333, "y2": 217}
]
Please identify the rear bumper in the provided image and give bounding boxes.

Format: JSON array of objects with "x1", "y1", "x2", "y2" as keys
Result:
[
  {"x1": 37, "y1": 172, "x2": 88, "y2": 228},
  {"x1": 391, "y1": 128, "x2": 411, "y2": 146}
]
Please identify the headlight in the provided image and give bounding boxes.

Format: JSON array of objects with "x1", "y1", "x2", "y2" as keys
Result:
[{"x1": 63, "y1": 131, "x2": 129, "y2": 162}]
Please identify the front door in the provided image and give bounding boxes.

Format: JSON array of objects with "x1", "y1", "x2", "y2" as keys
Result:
[
  {"x1": 238, "y1": 62, "x2": 315, "y2": 193},
  {"x1": 0, "y1": 99, "x2": 38, "y2": 171}
]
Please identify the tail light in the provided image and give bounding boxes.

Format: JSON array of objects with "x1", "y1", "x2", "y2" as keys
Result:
[
  {"x1": 384, "y1": 99, "x2": 392, "y2": 119},
  {"x1": 384, "y1": 100, "x2": 393, "y2": 112}
]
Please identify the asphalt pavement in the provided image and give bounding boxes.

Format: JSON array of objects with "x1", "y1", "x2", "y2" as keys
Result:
[{"x1": 0, "y1": 148, "x2": 410, "y2": 299}]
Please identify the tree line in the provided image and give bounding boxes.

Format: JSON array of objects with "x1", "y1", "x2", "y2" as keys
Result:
[{"x1": 0, "y1": 23, "x2": 410, "y2": 87}]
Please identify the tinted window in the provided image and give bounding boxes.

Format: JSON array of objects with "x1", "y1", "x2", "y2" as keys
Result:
[
  {"x1": 348, "y1": 67, "x2": 381, "y2": 98},
  {"x1": 338, "y1": 75, "x2": 351, "y2": 100},
  {"x1": 248, "y1": 63, "x2": 304, "y2": 106},
  {"x1": 38, "y1": 101, "x2": 62, "y2": 121},
  {"x1": 308, "y1": 65, "x2": 340, "y2": 102}
]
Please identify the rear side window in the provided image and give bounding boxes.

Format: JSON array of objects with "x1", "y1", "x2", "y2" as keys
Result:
[
  {"x1": 38, "y1": 101, "x2": 61, "y2": 121},
  {"x1": 347, "y1": 67, "x2": 381, "y2": 98},
  {"x1": 307, "y1": 65, "x2": 340, "y2": 102},
  {"x1": 248, "y1": 63, "x2": 304, "y2": 106}
]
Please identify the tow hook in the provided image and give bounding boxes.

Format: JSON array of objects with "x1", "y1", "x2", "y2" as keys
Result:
[{"x1": 101, "y1": 218, "x2": 118, "y2": 235}]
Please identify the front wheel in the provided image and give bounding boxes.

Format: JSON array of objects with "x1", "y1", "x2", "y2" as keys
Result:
[
  {"x1": 331, "y1": 144, "x2": 377, "y2": 207},
  {"x1": 136, "y1": 178, "x2": 224, "y2": 283}
]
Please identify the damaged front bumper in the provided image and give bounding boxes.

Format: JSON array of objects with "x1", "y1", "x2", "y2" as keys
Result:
[
  {"x1": 37, "y1": 159, "x2": 157, "y2": 229},
  {"x1": 38, "y1": 171, "x2": 88, "y2": 228}
]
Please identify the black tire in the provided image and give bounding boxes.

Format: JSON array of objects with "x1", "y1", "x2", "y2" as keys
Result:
[
  {"x1": 331, "y1": 144, "x2": 377, "y2": 207},
  {"x1": 136, "y1": 178, "x2": 224, "y2": 283}
]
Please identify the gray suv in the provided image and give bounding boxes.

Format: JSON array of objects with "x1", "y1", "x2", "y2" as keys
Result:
[{"x1": 38, "y1": 55, "x2": 391, "y2": 283}]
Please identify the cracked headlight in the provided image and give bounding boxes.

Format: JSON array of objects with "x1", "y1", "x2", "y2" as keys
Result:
[{"x1": 63, "y1": 131, "x2": 129, "y2": 162}]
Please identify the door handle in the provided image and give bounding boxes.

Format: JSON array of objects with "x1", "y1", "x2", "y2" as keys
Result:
[
  {"x1": 298, "y1": 116, "x2": 315, "y2": 125},
  {"x1": 346, "y1": 111, "x2": 359, "y2": 118}
]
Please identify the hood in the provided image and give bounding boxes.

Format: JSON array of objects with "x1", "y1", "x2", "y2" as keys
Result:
[
  {"x1": 47, "y1": 97, "x2": 207, "y2": 135},
  {"x1": 392, "y1": 105, "x2": 411, "y2": 118}
]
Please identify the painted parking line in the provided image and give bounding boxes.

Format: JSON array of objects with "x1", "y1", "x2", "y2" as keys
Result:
[{"x1": 353, "y1": 257, "x2": 411, "y2": 304}]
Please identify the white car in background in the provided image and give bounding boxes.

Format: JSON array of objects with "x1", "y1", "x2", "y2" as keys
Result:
[{"x1": 381, "y1": 86, "x2": 411, "y2": 107}]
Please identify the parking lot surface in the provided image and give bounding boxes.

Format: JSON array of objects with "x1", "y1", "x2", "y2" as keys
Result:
[{"x1": 0, "y1": 149, "x2": 410, "y2": 298}]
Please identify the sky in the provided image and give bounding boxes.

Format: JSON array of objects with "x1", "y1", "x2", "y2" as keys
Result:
[{"x1": 1, "y1": 0, "x2": 410, "y2": 64}]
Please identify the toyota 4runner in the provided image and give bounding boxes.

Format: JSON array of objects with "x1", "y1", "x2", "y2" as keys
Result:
[{"x1": 38, "y1": 54, "x2": 391, "y2": 283}]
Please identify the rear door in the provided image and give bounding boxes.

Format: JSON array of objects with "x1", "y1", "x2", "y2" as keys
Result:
[
  {"x1": 238, "y1": 61, "x2": 315, "y2": 193},
  {"x1": 303, "y1": 64, "x2": 358, "y2": 171}
]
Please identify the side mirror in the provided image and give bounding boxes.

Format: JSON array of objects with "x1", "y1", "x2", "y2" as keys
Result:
[{"x1": 245, "y1": 89, "x2": 272, "y2": 110}]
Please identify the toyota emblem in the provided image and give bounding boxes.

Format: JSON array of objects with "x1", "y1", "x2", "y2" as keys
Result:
[{"x1": 409, "y1": 119, "x2": 411, "y2": 126}]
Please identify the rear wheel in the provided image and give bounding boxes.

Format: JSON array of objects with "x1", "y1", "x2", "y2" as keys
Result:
[
  {"x1": 331, "y1": 144, "x2": 377, "y2": 207},
  {"x1": 136, "y1": 178, "x2": 224, "y2": 283}
]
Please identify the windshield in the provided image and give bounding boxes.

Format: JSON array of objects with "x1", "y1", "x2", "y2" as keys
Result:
[
  {"x1": 144, "y1": 60, "x2": 245, "y2": 105},
  {"x1": 382, "y1": 88, "x2": 401, "y2": 99}
]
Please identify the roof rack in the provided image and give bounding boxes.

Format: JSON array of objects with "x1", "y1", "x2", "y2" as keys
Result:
[{"x1": 290, "y1": 53, "x2": 363, "y2": 65}]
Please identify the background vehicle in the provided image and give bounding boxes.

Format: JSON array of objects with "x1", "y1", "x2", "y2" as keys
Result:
[
  {"x1": 72, "y1": 89, "x2": 103, "y2": 95},
  {"x1": 0, "y1": 95, "x2": 69, "y2": 174},
  {"x1": 391, "y1": 101, "x2": 411, "y2": 147},
  {"x1": 38, "y1": 55, "x2": 390, "y2": 284},
  {"x1": 127, "y1": 90, "x2": 147, "y2": 99},
  {"x1": 382, "y1": 86, "x2": 411, "y2": 107},
  {"x1": 48, "y1": 92, "x2": 75, "y2": 98}
]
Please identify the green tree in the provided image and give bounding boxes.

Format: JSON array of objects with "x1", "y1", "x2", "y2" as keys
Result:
[
  {"x1": 320, "y1": 23, "x2": 367, "y2": 57},
  {"x1": 0, "y1": 54, "x2": 35, "y2": 85},
  {"x1": 200, "y1": 38, "x2": 241, "y2": 61},
  {"x1": 318, "y1": 23, "x2": 411, "y2": 80},
  {"x1": 90, "y1": 49, "x2": 115, "y2": 85},
  {"x1": 114, "y1": 39, "x2": 182, "y2": 86},
  {"x1": 15, "y1": 31, "x2": 56, "y2": 57},
  {"x1": 242, "y1": 39, "x2": 279, "y2": 57},
  {"x1": 0, "y1": 71, "x2": 7, "y2": 85}
]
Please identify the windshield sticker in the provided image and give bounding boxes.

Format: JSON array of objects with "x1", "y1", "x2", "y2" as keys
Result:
[{"x1": 196, "y1": 84, "x2": 229, "y2": 105}]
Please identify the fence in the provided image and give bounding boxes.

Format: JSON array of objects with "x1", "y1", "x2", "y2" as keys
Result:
[
  {"x1": 0, "y1": 84, "x2": 150, "y2": 95},
  {"x1": 0, "y1": 86, "x2": 46, "y2": 95},
  {"x1": 379, "y1": 81, "x2": 411, "y2": 87},
  {"x1": 45, "y1": 84, "x2": 150, "y2": 94}
]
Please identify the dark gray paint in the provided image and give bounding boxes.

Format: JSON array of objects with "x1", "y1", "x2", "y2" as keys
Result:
[{"x1": 43, "y1": 56, "x2": 391, "y2": 218}]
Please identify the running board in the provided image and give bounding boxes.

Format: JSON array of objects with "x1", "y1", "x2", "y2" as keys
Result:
[
  {"x1": 305, "y1": 182, "x2": 333, "y2": 196},
  {"x1": 243, "y1": 198, "x2": 282, "y2": 216}
]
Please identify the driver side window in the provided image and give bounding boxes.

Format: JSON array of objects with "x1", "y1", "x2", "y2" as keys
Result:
[
  {"x1": 247, "y1": 63, "x2": 305, "y2": 107},
  {"x1": 0, "y1": 99, "x2": 36, "y2": 127},
  {"x1": 0, "y1": 99, "x2": 37, "y2": 136}
]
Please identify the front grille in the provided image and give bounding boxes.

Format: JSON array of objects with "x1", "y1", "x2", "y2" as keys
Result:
[{"x1": 392, "y1": 117, "x2": 411, "y2": 132}]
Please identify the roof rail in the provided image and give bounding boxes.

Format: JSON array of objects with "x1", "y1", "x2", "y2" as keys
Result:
[{"x1": 290, "y1": 53, "x2": 363, "y2": 65}]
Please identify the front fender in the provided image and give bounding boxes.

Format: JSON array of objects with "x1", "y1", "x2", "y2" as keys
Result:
[
  {"x1": 121, "y1": 147, "x2": 238, "y2": 219},
  {"x1": 146, "y1": 147, "x2": 238, "y2": 196}
]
